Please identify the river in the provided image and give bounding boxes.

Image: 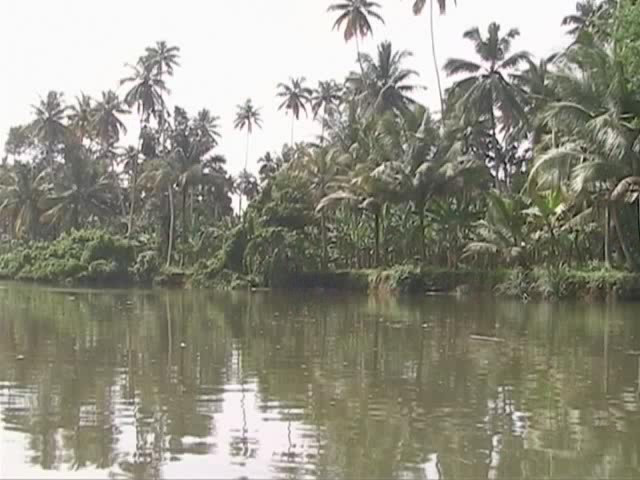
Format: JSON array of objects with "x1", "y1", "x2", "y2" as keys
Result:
[{"x1": 1, "y1": 283, "x2": 640, "y2": 479}]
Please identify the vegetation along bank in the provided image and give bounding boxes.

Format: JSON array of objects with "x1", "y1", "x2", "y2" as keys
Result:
[{"x1": 3, "y1": 1, "x2": 640, "y2": 300}]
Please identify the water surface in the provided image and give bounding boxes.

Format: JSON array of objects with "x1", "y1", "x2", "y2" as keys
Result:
[{"x1": 1, "y1": 283, "x2": 640, "y2": 479}]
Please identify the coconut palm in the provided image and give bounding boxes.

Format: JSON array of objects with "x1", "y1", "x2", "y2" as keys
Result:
[
  {"x1": 410, "y1": 0, "x2": 457, "y2": 124},
  {"x1": 529, "y1": 39, "x2": 640, "y2": 268},
  {"x1": 121, "y1": 62, "x2": 168, "y2": 125},
  {"x1": 348, "y1": 41, "x2": 419, "y2": 114},
  {"x1": 143, "y1": 41, "x2": 180, "y2": 79},
  {"x1": 277, "y1": 77, "x2": 313, "y2": 144},
  {"x1": 295, "y1": 147, "x2": 341, "y2": 269},
  {"x1": 192, "y1": 109, "x2": 221, "y2": 149},
  {"x1": 92, "y1": 91, "x2": 129, "y2": 149},
  {"x1": 328, "y1": 0, "x2": 385, "y2": 78},
  {"x1": 67, "y1": 94, "x2": 95, "y2": 143},
  {"x1": 39, "y1": 143, "x2": 116, "y2": 230},
  {"x1": 138, "y1": 155, "x2": 179, "y2": 268},
  {"x1": 444, "y1": 22, "x2": 531, "y2": 190},
  {"x1": 234, "y1": 99, "x2": 263, "y2": 170},
  {"x1": 236, "y1": 169, "x2": 259, "y2": 214},
  {"x1": 311, "y1": 81, "x2": 344, "y2": 143},
  {"x1": 0, "y1": 162, "x2": 49, "y2": 239},
  {"x1": 31, "y1": 91, "x2": 68, "y2": 170}
]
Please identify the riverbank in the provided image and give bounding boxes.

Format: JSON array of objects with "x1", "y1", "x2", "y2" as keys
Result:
[{"x1": 2, "y1": 230, "x2": 640, "y2": 300}]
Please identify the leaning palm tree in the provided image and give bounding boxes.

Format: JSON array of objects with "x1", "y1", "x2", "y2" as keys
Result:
[
  {"x1": 234, "y1": 99, "x2": 263, "y2": 170},
  {"x1": 277, "y1": 77, "x2": 313, "y2": 144},
  {"x1": 328, "y1": 0, "x2": 385, "y2": 78},
  {"x1": 444, "y1": 22, "x2": 531, "y2": 191},
  {"x1": 410, "y1": 0, "x2": 457, "y2": 124},
  {"x1": 348, "y1": 41, "x2": 419, "y2": 114},
  {"x1": 311, "y1": 80, "x2": 343, "y2": 143}
]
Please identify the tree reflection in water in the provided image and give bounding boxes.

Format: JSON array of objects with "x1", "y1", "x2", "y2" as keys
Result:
[{"x1": 0, "y1": 286, "x2": 639, "y2": 479}]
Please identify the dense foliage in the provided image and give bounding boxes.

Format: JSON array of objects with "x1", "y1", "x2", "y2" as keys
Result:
[{"x1": 2, "y1": 1, "x2": 640, "y2": 294}]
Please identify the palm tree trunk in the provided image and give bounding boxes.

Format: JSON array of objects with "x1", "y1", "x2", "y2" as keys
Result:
[
  {"x1": 489, "y1": 101, "x2": 501, "y2": 191},
  {"x1": 127, "y1": 156, "x2": 138, "y2": 237},
  {"x1": 181, "y1": 186, "x2": 188, "y2": 264},
  {"x1": 612, "y1": 203, "x2": 638, "y2": 269},
  {"x1": 605, "y1": 202, "x2": 611, "y2": 267},
  {"x1": 244, "y1": 131, "x2": 250, "y2": 170},
  {"x1": 418, "y1": 200, "x2": 426, "y2": 262},
  {"x1": 430, "y1": 0, "x2": 446, "y2": 126},
  {"x1": 321, "y1": 212, "x2": 328, "y2": 271},
  {"x1": 291, "y1": 117, "x2": 295, "y2": 145},
  {"x1": 166, "y1": 186, "x2": 175, "y2": 268},
  {"x1": 374, "y1": 211, "x2": 380, "y2": 268},
  {"x1": 355, "y1": 34, "x2": 367, "y2": 88}
]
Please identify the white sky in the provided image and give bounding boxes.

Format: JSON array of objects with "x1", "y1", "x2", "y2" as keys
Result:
[{"x1": 0, "y1": 0, "x2": 578, "y2": 176}]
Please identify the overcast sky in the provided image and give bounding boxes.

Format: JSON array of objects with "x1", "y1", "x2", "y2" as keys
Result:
[{"x1": 0, "y1": 0, "x2": 578, "y2": 175}]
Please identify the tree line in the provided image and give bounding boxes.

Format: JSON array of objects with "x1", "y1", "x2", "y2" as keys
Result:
[{"x1": 3, "y1": 0, "x2": 640, "y2": 286}]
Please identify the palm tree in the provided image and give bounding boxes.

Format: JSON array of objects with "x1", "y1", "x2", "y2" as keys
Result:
[
  {"x1": 0, "y1": 162, "x2": 48, "y2": 239},
  {"x1": 444, "y1": 22, "x2": 531, "y2": 191},
  {"x1": 121, "y1": 51, "x2": 171, "y2": 234},
  {"x1": 138, "y1": 156, "x2": 179, "y2": 268},
  {"x1": 39, "y1": 143, "x2": 116, "y2": 230},
  {"x1": 234, "y1": 99, "x2": 263, "y2": 170},
  {"x1": 348, "y1": 41, "x2": 419, "y2": 114},
  {"x1": 295, "y1": 147, "x2": 341, "y2": 269},
  {"x1": 277, "y1": 77, "x2": 313, "y2": 144},
  {"x1": 529, "y1": 39, "x2": 640, "y2": 268},
  {"x1": 236, "y1": 169, "x2": 259, "y2": 214},
  {"x1": 328, "y1": 0, "x2": 385, "y2": 79},
  {"x1": 311, "y1": 81, "x2": 343, "y2": 143},
  {"x1": 92, "y1": 91, "x2": 129, "y2": 150},
  {"x1": 121, "y1": 62, "x2": 168, "y2": 126},
  {"x1": 143, "y1": 41, "x2": 180, "y2": 79},
  {"x1": 31, "y1": 91, "x2": 68, "y2": 170},
  {"x1": 67, "y1": 94, "x2": 95, "y2": 143},
  {"x1": 92, "y1": 90, "x2": 129, "y2": 217},
  {"x1": 410, "y1": 0, "x2": 457, "y2": 124},
  {"x1": 192, "y1": 109, "x2": 221, "y2": 149}
]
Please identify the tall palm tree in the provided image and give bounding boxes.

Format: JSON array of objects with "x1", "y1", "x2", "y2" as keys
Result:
[
  {"x1": 277, "y1": 77, "x2": 313, "y2": 144},
  {"x1": 31, "y1": 91, "x2": 68, "y2": 171},
  {"x1": 444, "y1": 22, "x2": 530, "y2": 190},
  {"x1": 138, "y1": 155, "x2": 179, "y2": 268},
  {"x1": 328, "y1": 0, "x2": 385, "y2": 79},
  {"x1": 311, "y1": 80, "x2": 343, "y2": 143},
  {"x1": 234, "y1": 99, "x2": 263, "y2": 170},
  {"x1": 92, "y1": 90, "x2": 129, "y2": 216},
  {"x1": 411, "y1": 0, "x2": 457, "y2": 125},
  {"x1": 67, "y1": 94, "x2": 95, "y2": 143},
  {"x1": 121, "y1": 50, "x2": 171, "y2": 235},
  {"x1": 348, "y1": 41, "x2": 419, "y2": 114},
  {"x1": 121, "y1": 146, "x2": 142, "y2": 236}
]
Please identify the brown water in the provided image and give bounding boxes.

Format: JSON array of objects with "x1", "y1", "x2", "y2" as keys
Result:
[{"x1": 1, "y1": 283, "x2": 640, "y2": 479}]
